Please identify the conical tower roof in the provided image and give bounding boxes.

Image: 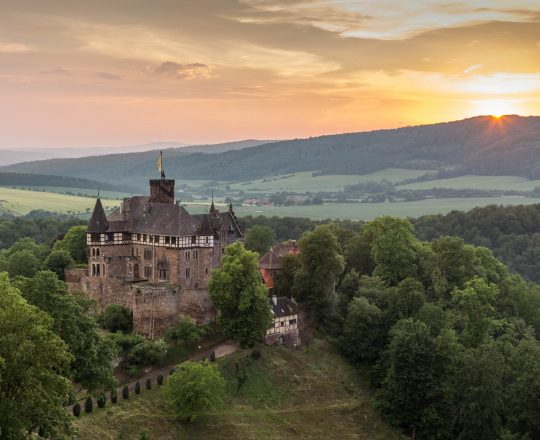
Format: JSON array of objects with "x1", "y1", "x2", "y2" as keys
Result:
[
  {"x1": 88, "y1": 198, "x2": 109, "y2": 233},
  {"x1": 199, "y1": 213, "x2": 214, "y2": 236}
]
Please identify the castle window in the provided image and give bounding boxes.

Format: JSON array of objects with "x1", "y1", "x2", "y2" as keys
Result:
[
  {"x1": 171, "y1": 237, "x2": 177, "y2": 246},
  {"x1": 114, "y1": 233, "x2": 122, "y2": 242},
  {"x1": 206, "y1": 237, "x2": 209, "y2": 244},
  {"x1": 144, "y1": 266, "x2": 152, "y2": 278},
  {"x1": 91, "y1": 263, "x2": 96, "y2": 276},
  {"x1": 185, "y1": 251, "x2": 190, "y2": 260},
  {"x1": 96, "y1": 248, "x2": 100, "y2": 256},
  {"x1": 144, "y1": 249, "x2": 152, "y2": 261},
  {"x1": 290, "y1": 319, "x2": 297, "y2": 326},
  {"x1": 159, "y1": 269, "x2": 168, "y2": 280},
  {"x1": 205, "y1": 268, "x2": 208, "y2": 275},
  {"x1": 128, "y1": 263, "x2": 133, "y2": 275},
  {"x1": 143, "y1": 234, "x2": 147, "y2": 242},
  {"x1": 191, "y1": 236, "x2": 196, "y2": 244},
  {"x1": 92, "y1": 248, "x2": 96, "y2": 257},
  {"x1": 185, "y1": 267, "x2": 190, "y2": 278},
  {"x1": 165, "y1": 236, "x2": 170, "y2": 245},
  {"x1": 96, "y1": 264, "x2": 101, "y2": 276}
]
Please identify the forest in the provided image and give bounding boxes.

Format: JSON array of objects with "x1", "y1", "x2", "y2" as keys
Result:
[{"x1": 3, "y1": 115, "x2": 540, "y2": 184}]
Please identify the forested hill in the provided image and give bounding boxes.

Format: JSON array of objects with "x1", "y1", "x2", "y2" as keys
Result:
[
  {"x1": 3, "y1": 115, "x2": 540, "y2": 185},
  {"x1": 0, "y1": 172, "x2": 132, "y2": 192}
]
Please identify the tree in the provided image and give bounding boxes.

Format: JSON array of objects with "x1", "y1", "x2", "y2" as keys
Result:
[
  {"x1": 244, "y1": 225, "x2": 275, "y2": 255},
  {"x1": 165, "y1": 317, "x2": 202, "y2": 348},
  {"x1": 53, "y1": 225, "x2": 88, "y2": 263},
  {"x1": 17, "y1": 271, "x2": 117, "y2": 392},
  {"x1": 99, "y1": 304, "x2": 133, "y2": 333},
  {"x1": 273, "y1": 253, "x2": 300, "y2": 297},
  {"x1": 127, "y1": 339, "x2": 167, "y2": 367},
  {"x1": 7, "y1": 249, "x2": 40, "y2": 277},
  {"x1": 73, "y1": 403, "x2": 81, "y2": 417},
  {"x1": 122, "y1": 385, "x2": 129, "y2": 400},
  {"x1": 209, "y1": 242, "x2": 272, "y2": 347},
  {"x1": 337, "y1": 269, "x2": 360, "y2": 315},
  {"x1": 342, "y1": 297, "x2": 383, "y2": 363},
  {"x1": 111, "y1": 389, "x2": 118, "y2": 403},
  {"x1": 135, "y1": 381, "x2": 141, "y2": 394},
  {"x1": 97, "y1": 394, "x2": 106, "y2": 408},
  {"x1": 388, "y1": 277, "x2": 426, "y2": 321},
  {"x1": 162, "y1": 361, "x2": 225, "y2": 422},
  {"x1": 362, "y1": 217, "x2": 419, "y2": 285},
  {"x1": 344, "y1": 233, "x2": 375, "y2": 275},
  {"x1": 293, "y1": 225, "x2": 344, "y2": 325},
  {"x1": 157, "y1": 374, "x2": 164, "y2": 386},
  {"x1": 0, "y1": 273, "x2": 73, "y2": 439},
  {"x1": 376, "y1": 319, "x2": 448, "y2": 439},
  {"x1": 146, "y1": 378, "x2": 152, "y2": 390},
  {"x1": 44, "y1": 249, "x2": 74, "y2": 280}
]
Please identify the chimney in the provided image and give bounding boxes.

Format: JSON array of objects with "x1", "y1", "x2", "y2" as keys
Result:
[{"x1": 272, "y1": 294, "x2": 278, "y2": 306}]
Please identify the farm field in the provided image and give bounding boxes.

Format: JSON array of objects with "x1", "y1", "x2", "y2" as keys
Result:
[
  {"x1": 398, "y1": 175, "x2": 540, "y2": 191},
  {"x1": 184, "y1": 197, "x2": 540, "y2": 220},
  {"x1": 75, "y1": 340, "x2": 402, "y2": 440},
  {"x1": 11, "y1": 186, "x2": 131, "y2": 200},
  {"x1": 0, "y1": 187, "x2": 119, "y2": 215},
  {"x1": 228, "y1": 168, "x2": 435, "y2": 193}
]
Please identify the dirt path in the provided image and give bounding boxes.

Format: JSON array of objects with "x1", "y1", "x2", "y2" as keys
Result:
[{"x1": 68, "y1": 340, "x2": 239, "y2": 412}]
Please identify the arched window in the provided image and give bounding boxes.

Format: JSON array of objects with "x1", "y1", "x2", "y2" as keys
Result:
[
  {"x1": 92, "y1": 248, "x2": 96, "y2": 257},
  {"x1": 96, "y1": 264, "x2": 100, "y2": 276},
  {"x1": 128, "y1": 262, "x2": 133, "y2": 275}
]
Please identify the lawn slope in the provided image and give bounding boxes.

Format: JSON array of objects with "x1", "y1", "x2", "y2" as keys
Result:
[{"x1": 75, "y1": 340, "x2": 402, "y2": 440}]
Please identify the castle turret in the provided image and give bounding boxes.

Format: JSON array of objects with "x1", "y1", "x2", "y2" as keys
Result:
[
  {"x1": 88, "y1": 198, "x2": 109, "y2": 232},
  {"x1": 149, "y1": 179, "x2": 175, "y2": 204}
]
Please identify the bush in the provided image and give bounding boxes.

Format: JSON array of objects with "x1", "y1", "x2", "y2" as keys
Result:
[
  {"x1": 110, "y1": 389, "x2": 118, "y2": 404},
  {"x1": 135, "y1": 381, "x2": 141, "y2": 394},
  {"x1": 157, "y1": 374, "x2": 164, "y2": 386},
  {"x1": 107, "y1": 332, "x2": 145, "y2": 352},
  {"x1": 99, "y1": 304, "x2": 133, "y2": 333},
  {"x1": 169, "y1": 368, "x2": 176, "y2": 376},
  {"x1": 122, "y1": 385, "x2": 129, "y2": 400},
  {"x1": 146, "y1": 378, "x2": 152, "y2": 390},
  {"x1": 251, "y1": 349, "x2": 261, "y2": 360},
  {"x1": 210, "y1": 351, "x2": 216, "y2": 362},
  {"x1": 84, "y1": 396, "x2": 93, "y2": 413},
  {"x1": 73, "y1": 403, "x2": 81, "y2": 417},
  {"x1": 97, "y1": 394, "x2": 106, "y2": 408},
  {"x1": 165, "y1": 318, "x2": 202, "y2": 347},
  {"x1": 127, "y1": 339, "x2": 167, "y2": 368}
]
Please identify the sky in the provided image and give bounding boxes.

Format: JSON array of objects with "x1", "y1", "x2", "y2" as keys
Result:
[{"x1": 0, "y1": 0, "x2": 539, "y2": 148}]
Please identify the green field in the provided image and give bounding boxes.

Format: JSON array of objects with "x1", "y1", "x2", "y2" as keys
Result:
[
  {"x1": 75, "y1": 340, "x2": 402, "y2": 440},
  {"x1": 228, "y1": 169, "x2": 434, "y2": 193},
  {"x1": 184, "y1": 197, "x2": 540, "y2": 221},
  {"x1": 398, "y1": 175, "x2": 540, "y2": 191},
  {"x1": 0, "y1": 187, "x2": 119, "y2": 215},
  {"x1": 12, "y1": 186, "x2": 132, "y2": 200}
]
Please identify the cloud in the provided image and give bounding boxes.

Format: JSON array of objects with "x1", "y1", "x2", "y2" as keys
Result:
[
  {"x1": 150, "y1": 61, "x2": 211, "y2": 79},
  {"x1": 95, "y1": 71, "x2": 122, "y2": 80},
  {"x1": 0, "y1": 42, "x2": 32, "y2": 53},
  {"x1": 40, "y1": 68, "x2": 73, "y2": 76}
]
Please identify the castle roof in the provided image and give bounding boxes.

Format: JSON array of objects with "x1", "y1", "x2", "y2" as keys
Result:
[
  {"x1": 270, "y1": 296, "x2": 298, "y2": 317},
  {"x1": 259, "y1": 241, "x2": 299, "y2": 270},
  {"x1": 88, "y1": 198, "x2": 109, "y2": 233}
]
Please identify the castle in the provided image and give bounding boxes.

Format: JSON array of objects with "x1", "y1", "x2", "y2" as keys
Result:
[{"x1": 66, "y1": 167, "x2": 243, "y2": 338}]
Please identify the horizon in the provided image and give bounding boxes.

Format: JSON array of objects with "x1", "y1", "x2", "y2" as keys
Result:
[{"x1": 1, "y1": 1, "x2": 540, "y2": 148}]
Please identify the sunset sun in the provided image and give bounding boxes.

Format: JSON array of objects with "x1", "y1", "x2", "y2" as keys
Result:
[{"x1": 473, "y1": 99, "x2": 522, "y2": 118}]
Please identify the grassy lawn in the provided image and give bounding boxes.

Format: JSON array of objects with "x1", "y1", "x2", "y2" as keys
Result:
[
  {"x1": 13, "y1": 185, "x2": 131, "y2": 199},
  {"x1": 74, "y1": 340, "x2": 403, "y2": 440},
  {"x1": 0, "y1": 186, "x2": 119, "y2": 215}
]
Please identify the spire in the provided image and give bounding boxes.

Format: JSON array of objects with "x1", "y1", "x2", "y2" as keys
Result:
[
  {"x1": 210, "y1": 190, "x2": 216, "y2": 213},
  {"x1": 88, "y1": 198, "x2": 109, "y2": 233},
  {"x1": 199, "y1": 212, "x2": 214, "y2": 236},
  {"x1": 157, "y1": 150, "x2": 165, "y2": 179}
]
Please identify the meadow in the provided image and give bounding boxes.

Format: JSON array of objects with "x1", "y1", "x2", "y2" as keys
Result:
[
  {"x1": 228, "y1": 169, "x2": 434, "y2": 193},
  {"x1": 75, "y1": 341, "x2": 402, "y2": 440},
  {"x1": 397, "y1": 175, "x2": 540, "y2": 191},
  {"x1": 184, "y1": 197, "x2": 540, "y2": 221},
  {"x1": 0, "y1": 187, "x2": 119, "y2": 215}
]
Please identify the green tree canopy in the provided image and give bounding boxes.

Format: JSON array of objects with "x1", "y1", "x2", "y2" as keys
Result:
[
  {"x1": 162, "y1": 361, "x2": 225, "y2": 422},
  {"x1": 293, "y1": 225, "x2": 344, "y2": 325},
  {"x1": 0, "y1": 273, "x2": 73, "y2": 439},
  {"x1": 244, "y1": 225, "x2": 276, "y2": 256},
  {"x1": 209, "y1": 242, "x2": 272, "y2": 347},
  {"x1": 44, "y1": 249, "x2": 74, "y2": 280},
  {"x1": 99, "y1": 304, "x2": 133, "y2": 333},
  {"x1": 53, "y1": 225, "x2": 88, "y2": 263}
]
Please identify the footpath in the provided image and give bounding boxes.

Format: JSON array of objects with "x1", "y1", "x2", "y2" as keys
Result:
[{"x1": 67, "y1": 340, "x2": 239, "y2": 412}]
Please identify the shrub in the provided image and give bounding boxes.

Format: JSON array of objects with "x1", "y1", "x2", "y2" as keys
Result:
[
  {"x1": 122, "y1": 385, "x2": 129, "y2": 400},
  {"x1": 73, "y1": 403, "x2": 81, "y2": 417},
  {"x1": 210, "y1": 351, "x2": 216, "y2": 362},
  {"x1": 84, "y1": 396, "x2": 93, "y2": 413},
  {"x1": 157, "y1": 374, "x2": 164, "y2": 386},
  {"x1": 146, "y1": 378, "x2": 152, "y2": 390},
  {"x1": 135, "y1": 381, "x2": 141, "y2": 394},
  {"x1": 169, "y1": 368, "x2": 176, "y2": 376},
  {"x1": 251, "y1": 349, "x2": 261, "y2": 360},
  {"x1": 97, "y1": 394, "x2": 106, "y2": 408},
  {"x1": 127, "y1": 339, "x2": 167, "y2": 368},
  {"x1": 165, "y1": 318, "x2": 202, "y2": 347},
  {"x1": 99, "y1": 304, "x2": 133, "y2": 333},
  {"x1": 110, "y1": 389, "x2": 118, "y2": 404}
]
